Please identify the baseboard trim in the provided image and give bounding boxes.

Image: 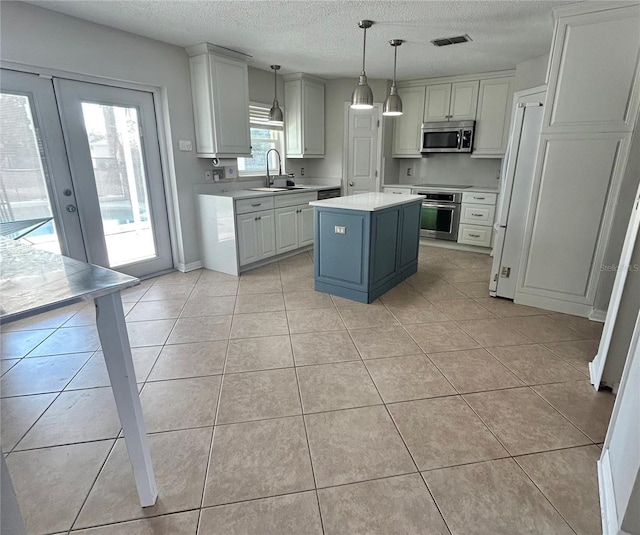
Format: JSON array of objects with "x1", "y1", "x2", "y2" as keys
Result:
[
  {"x1": 590, "y1": 308, "x2": 608, "y2": 323},
  {"x1": 176, "y1": 260, "x2": 203, "y2": 273},
  {"x1": 597, "y1": 450, "x2": 620, "y2": 535}
]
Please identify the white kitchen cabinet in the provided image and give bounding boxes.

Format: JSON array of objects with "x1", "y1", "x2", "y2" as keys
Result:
[
  {"x1": 473, "y1": 77, "x2": 514, "y2": 158},
  {"x1": 458, "y1": 224, "x2": 492, "y2": 248},
  {"x1": 458, "y1": 191, "x2": 497, "y2": 248},
  {"x1": 424, "y1": 81, "x2": 479, "y2": 122},
  {"x1": 544, "y1": 3, "x2": 640, "y2": 133},
  {"x1": 237, "y1": 210, "x2": 276, "y2": 266},
  {"x1": 392, "y1": 86, "x2": 426, "y2": 157},
  {"x1": 511, "y1": 2, "x2": 640, "y2": 316},
  {"x1": 274, "y1": 191, "x2": 316, "y2": 254},
  {"x1": 187, "y1": 43, "x2": 251, "y2": 158},
  {"x1": 284, "y1": 74, "x2": 325, "y2": 158}
]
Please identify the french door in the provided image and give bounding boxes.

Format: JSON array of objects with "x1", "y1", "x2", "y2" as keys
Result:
[{"x1": 0, "y1": 69, "x2": 173, "y2": 277}]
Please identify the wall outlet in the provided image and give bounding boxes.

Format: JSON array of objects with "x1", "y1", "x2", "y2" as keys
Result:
[
  {"x1": 178, "y1": 140, "x2": 193, "y2": 152},
  {"x1": 204, "y1": 168, "x2": 224, "y2": 182},
  {"x1": 406, "y1": 167, "x2": 413, "y2": 177},
  {"x1": 204, "y1": 170, "x2": 213, "y2": 182}
]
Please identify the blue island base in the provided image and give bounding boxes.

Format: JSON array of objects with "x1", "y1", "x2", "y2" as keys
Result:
[
  {"x1": 315, "y1": 260, "x2": 418, "y2": 303},
  {"x1": 312, "y1": 199, "x2": 422, "y2": 305}
]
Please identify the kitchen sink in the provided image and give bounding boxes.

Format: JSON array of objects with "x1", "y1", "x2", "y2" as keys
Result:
[{"x1": 248, "y1": 186, "x2": 308, "y2": 192}]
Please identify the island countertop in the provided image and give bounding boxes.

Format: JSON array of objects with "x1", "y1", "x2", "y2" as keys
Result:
[{"x1": 309, "y1": 192, "x2": 425, "y2": 212}]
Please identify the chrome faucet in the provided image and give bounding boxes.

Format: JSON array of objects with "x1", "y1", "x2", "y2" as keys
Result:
[{"x1": 265, "y1": 148, "x2": 283, "y2": 187}]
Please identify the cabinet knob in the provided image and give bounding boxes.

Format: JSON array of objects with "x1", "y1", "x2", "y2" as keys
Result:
[{"x1": 349, "y1": 181, "x2": 354, "y2": 187}]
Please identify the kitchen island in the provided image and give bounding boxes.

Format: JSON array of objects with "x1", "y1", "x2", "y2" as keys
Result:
[{"x1": 310, "y1": 192, "x2": 424, "y2": 303}]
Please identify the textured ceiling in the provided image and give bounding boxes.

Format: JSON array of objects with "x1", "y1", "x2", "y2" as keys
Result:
[{"x1": 25, "y1": 0, "x2": 572, "y2": 80}]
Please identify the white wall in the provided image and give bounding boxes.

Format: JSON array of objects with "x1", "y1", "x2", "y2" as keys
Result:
[
  {"x1": 393, "y1": 156, "x2": 501, "y2": 189},
  {"x1": 248, "y1": 66, "x2": 284, "y2": 106},
  {"x1": 514, "y1": 53, "x2": 549, "y2": 92}
]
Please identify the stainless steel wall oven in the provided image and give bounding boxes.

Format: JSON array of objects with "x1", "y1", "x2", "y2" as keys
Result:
[{"x1": 414, "y1": 190, "x2": 462, "y2": 241}]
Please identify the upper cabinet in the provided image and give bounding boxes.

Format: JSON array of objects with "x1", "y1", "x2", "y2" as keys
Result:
[
  {"x1": 544, "y1": 3, "x2": 640, "y2": 133},
  {"x1": 283, "y1": 73, "x2": 325, "y2": 158},
  {"x1": 424, "y1": 81, "x2": 479, "y2": 122},
  {"x1": 391, "y1": 86, "x2": 426, "y2": 157},
  {"x1": 473, "y1": 76, "x2": 514, "y2": 158},
  {"x1": 186, "y1": 43, "x2": 251, "y2": 159}
]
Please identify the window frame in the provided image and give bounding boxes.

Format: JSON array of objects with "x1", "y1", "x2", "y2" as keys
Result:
[{"x1": 237, "y1": 102, "x2": 286, "y2": 179}]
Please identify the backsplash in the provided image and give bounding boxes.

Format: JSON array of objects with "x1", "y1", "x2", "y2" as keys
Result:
[{"x1": 396, "y1": 155, "x2": 502, "y2": 188}]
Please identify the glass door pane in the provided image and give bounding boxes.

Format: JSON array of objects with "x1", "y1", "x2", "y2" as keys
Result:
[
  {"x1": 81, "y1": 102, "x2": 156, "y2": 267},
  {"x1": 0, "y1": 92, "x2": 61, "y2": 253}
]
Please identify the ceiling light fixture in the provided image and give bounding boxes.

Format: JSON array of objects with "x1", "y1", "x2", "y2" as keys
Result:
[
  {"x1": 269, "y1": 65, "x2": 283, "y2": 123},
  {"x1": 351, "y1": 20, "x2": 374, "y2": 109},
  {"x1": 383, "y1": 39, "x2": 403, "y2": 116}
]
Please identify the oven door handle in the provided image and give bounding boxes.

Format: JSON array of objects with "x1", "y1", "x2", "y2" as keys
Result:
[
  {"x1": 456, "y1": 131, "x2": 461, "y2": 150},
  {"x1": 422, "y1": 203, "x2": 457, "y2": 209}
]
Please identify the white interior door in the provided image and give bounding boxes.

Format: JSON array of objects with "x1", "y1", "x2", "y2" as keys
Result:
[
  {"x1": 54, "y1": 79, "x2": 173, "y2": 277},
  {"x1": 345, "y1": 104, "x2": 382, "y2": 195},
  {"x1": 0, "y1": 69, "x2": 86, "y2": 260}
]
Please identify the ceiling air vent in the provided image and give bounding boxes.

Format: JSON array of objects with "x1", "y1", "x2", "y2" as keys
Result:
[{"x1": 431, "y1": 34, "x2": 472, "y2": 47}]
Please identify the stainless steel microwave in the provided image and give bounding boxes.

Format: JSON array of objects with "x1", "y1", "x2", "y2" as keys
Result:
[{"x1": 420, "y1": 120, "x2": 475, "y2": 154}]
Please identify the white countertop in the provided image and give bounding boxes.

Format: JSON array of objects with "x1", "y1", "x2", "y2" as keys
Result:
[
  {"x1": 199, "y1": 184, "x2": 337, "y2": 200},
  {"x1": 310, "y1": 192, "x2": 424, "y2": 212},
  {"x1": 384, "y1": 184, "x2": 500, "y2": 194}
]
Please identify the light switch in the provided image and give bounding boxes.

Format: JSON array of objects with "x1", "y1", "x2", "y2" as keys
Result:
[
  {"x1": 334, "y1": 226, "x2": 346, "y2": 234},
  {"x1": 178, "y1": 140, "x2": 193, "y2": 152}
]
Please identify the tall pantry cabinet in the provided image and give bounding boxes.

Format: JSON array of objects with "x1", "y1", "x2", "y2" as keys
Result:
[{"x1": 513, "y1": 2, "x2": 640, "y2": 316}]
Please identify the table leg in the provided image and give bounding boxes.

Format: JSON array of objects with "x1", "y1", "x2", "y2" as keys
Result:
[{"x1": 95, "y1": 291, "x2": 157, "y2": 507}]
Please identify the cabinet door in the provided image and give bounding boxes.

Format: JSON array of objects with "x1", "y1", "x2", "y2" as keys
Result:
[
  {"x1": 545, "y1": 5, "x2": 640, "y2": 133},
  {"x1": 392, "y1": 86, "x2": 426, "y2": 157},
  {"x1": 209, "y1": 54, "x2": 251, "y2": 157},
  {"x1": 257, "y1": 209, "x2": 276, "y2": 259},
  {"x1": 303, "y1": 81, "x2": 325, "y2": 155},
  {"x1": 298, "y1": 204, "x2": 315, "y2": 247},
  {"x1": 236, "y1": 212, "x2": 259, "y2": 266},
  {"x1": 450, "y1": 81, "x2": 479, "y2": 120},
  {"x1": 424, "y1": 83, "x2": 451, "y2": 121},
  {"x1": 284, "y1": 80, "x2": 303, "y2": 157},
  {"x1": 275, "y1": 206, "x2": 299, "y2": 254},
  {"x1": 473, "y1": 77, "x2": 513, "y2": 157},
  {"x1": 189, "y1": 54, "x2": 216, "y2": 156}
]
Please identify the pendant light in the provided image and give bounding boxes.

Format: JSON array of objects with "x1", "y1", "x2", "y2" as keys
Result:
[
  {"x1": 383, "y1": 39, "x2": 403, "y2": 116},
  {"x1": 351, "y1": 20, "x2": 374, "y2": 109},
  {"x1": 269, "y1": 65, "x2": 283, "y2": 123}
]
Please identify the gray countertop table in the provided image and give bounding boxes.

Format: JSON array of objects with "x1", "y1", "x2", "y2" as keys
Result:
[{"x1": 0, "y1": 238, "x2": 157, "y2": 520}]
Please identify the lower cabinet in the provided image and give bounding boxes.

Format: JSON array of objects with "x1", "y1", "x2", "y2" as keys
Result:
[
  {"x1": 275, "y1": 204, "x2": 314, "y2": 254},
  {"x1": 237, "y1": 210, "x2": 276, "y2": 266},
  {"x1": 457, "y1": 192, "x2": 497, "y2": 248},
  {"x1": 196, "y1": 190, "x2": 318, "y2": 276}
]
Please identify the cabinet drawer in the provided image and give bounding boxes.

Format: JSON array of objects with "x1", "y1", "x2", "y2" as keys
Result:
[
  {"x1": 274, "y1": 191, "x2": 317, "y2": 208},
  {"x1": 462, "y1": 192, "x2": 497, "y2": 205},
  {"x1": 383, "y1": 187, "x2": 412, "y2": 195},
  {"x1": 458, "y1": 224, "x2": 492, "y2": 247},
  {"x1": 460, "y1": 203, "x2": 495, "y2": 226},
  {"x1": 236, "y1": 196, "x2": 275, "y2": 214}
]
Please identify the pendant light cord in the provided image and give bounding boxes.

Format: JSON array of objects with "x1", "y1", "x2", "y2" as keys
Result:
[
  {"x1": 392, "y1": 44, "x2": 397, "y2": 84},
  {"x1": 362, "y1": 26, "x2": 367, "y2": 75},
  {"x1": 274, "y1": 67, "x2": 278, "y2": 98}
]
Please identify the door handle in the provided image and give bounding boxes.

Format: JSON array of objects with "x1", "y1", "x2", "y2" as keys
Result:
[{"x1": 66, "y1": 205, "x2": 77, "y2": 213}]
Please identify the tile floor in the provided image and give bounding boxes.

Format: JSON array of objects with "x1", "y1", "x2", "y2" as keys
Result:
[{"x1": 1, "y1": 245, "x2": 613, "y2": 534}]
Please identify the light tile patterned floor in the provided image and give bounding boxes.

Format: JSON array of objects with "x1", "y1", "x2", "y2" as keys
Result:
[{"x1": 1, "y1": 245, "x2": 612, "y2": 534}]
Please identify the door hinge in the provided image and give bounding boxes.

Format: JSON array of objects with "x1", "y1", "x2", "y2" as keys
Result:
[
  {"x1": 377, "y1": 120, "x2": 380, "y2": 128},
  {"x1": 375, "y1": 170, "x2": 378, "y2": 177},
  {"x1": 500, "y1": 266, "x2": 511, "y2": 278}
]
